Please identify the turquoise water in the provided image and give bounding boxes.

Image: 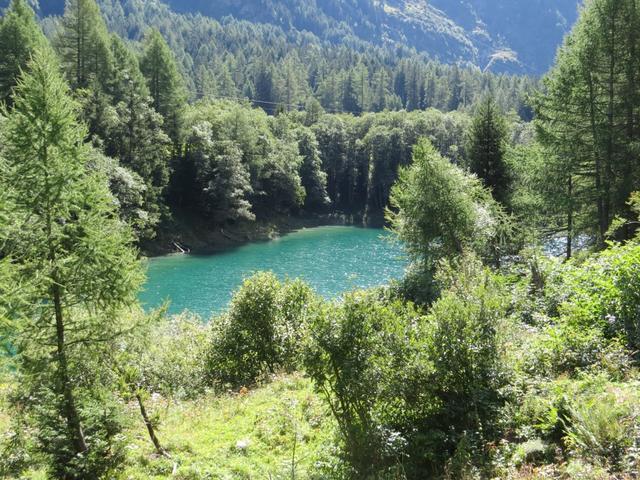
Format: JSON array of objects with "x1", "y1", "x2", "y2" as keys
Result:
[{"x1": 140, "y1": 226, "x2": 408, "y2": 318}]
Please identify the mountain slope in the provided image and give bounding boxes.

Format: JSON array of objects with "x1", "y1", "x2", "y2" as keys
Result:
[
  {"x1": 2, "y1": 0, "x2": 579, "y2": 74},
  {"x1": 159, "y1": 0, "x2": 580, "y2": 74}
]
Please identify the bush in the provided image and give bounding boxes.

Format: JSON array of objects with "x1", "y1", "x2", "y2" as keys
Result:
[
  {"x1": 421, "y1": 255, "x2": 510, "y2": 465},
  {"x1": 139, "y1": 313, "x2": 210, "y2": 399},
  {"x1": 524, "y1": 324, "x2": 620, "y2": 378},
  {"x1": 559, "y1": 243, "x2": 640, "y2": 350},
  {"x1": 303, "y1": 289, "x2": 426, "y2": 478},
  {"x1": 305, "y1": 257, "x2": 510, "y2": 478},
  {"x1": 208, "y1": 272, "x2": 320, "y2": 387}
]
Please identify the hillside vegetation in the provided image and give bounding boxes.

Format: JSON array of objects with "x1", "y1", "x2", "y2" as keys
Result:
[{"x1": 3, "y1": 0, "x2": 640, "y2": 479}]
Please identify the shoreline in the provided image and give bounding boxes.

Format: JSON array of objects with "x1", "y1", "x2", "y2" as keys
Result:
[{"x1": 141, "y1": 212, "x2": 378, "y2": 258}]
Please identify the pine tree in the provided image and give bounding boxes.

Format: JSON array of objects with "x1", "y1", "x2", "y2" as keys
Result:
[
  {"x1": 467, "y1": 97, "x2": 509, "y2": 205},
  {"x1": 56, "y1": 0, "x2": 114, "y2": 90},
  {"x1": 253, "y1": 61, "x2": 276, "y2": 114},
  {"x1": 297, "y1": 128, "x2": 330, "y2": 210},
  {"x1": 342, "y1": 71, "x2": 361, "y2": 115},
  {"x1": 140, "y1": 28, "x2": 186, "y2": 147},
  {"x1": 0, "y1": 0, "x2": 47, "y2": 106},
  {"x1": 0, "y1": 47, "x2": 143, "y2": 478},
  {"x1": 448, "y1": 65, "x2": 463, "y2": 111}
]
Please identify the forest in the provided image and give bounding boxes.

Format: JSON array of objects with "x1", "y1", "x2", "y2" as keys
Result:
[{"x1": 1, "y1": 0, "x2": 640, "y2": 479}]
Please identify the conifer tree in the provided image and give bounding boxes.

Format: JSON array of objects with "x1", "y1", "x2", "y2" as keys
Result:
[
  {"x1": 467, "y1": 96, "x2": 509, "y2": 205},
  {"x1": 342, "y1": 71, "x2": 361, "y2": 115},
  {"x1": 297, "y1": 128, "x2": 330, "y2": 210},
  {"x1": 0, "y1": 0, "x2": 46, "y2": 106},
  {"x1": 107, "y1": 36, "x2": 172, "y2": 239},
  {"x1": 0, "y1": 47, "x2": 143, "y2": 477},
  {"x1": 253, "y1": 61, "x2": 276, "y2": 114},
  {"x1": 536, "y1": 0, "x2": 640, "y2": 246},
  {"x1": 140, "y1": 28, "x2": 186, "y2": 147},
  {"x1": 56, "y1": 0, "x2": 114, "y2": 90}
]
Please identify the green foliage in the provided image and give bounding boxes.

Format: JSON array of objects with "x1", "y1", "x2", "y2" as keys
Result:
[
  {"x1": 422, "y1": 256, "x2": 510, "y2": 464},
  {"x1": 559, "y1": 243, "x2": 640, "y2": 350},
  {"x1": 138, "y1": 313, "x2": 210, "y2": 399},
  {"x1": 0, "y1": 47, "x2": 144, "y2": 478},
  {"x1": 140, "y1": 28, "x2": 187, "y2": 146},
  {"x1": 388, "y1": 139, "x2": 504, "y2": 271},
  {"x1": 56, "y1": 0, "x2": 114, "y2": 90},
  {"x1": 208, "y1": 272, "x2": 320, "y2": 387},
  {"x1": 0, "y1": 0, "x2": 46, "y2": 106},
  {"x1": 303, "y1": 290, "x2": 426, "y2": 477},
  {"x1": 565, "y1": 394, "x2": 637, "y2": 471},
  {"x1": 524, "y1": 324, "x2": 629, "y2": 379},
  {"x1": 535, "y1": 0, "x2": 640, "y2": 247},
  {"x1": 467, "y1": 96, "x2": 510, "y2": 205},
  {"x1": 305, "y1": 259, "x2": 509, "y2": 477},
  {"x1": 187, "y1": 122, "x2": 254, "y2": 223},
  {"x1": 296, "y1": 127, "x2": 330, "y2": 210}
]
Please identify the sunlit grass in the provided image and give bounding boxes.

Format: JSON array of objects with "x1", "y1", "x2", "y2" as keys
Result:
[{"x1": 119, "y1": 374, "x2": 336, "y2": 479}]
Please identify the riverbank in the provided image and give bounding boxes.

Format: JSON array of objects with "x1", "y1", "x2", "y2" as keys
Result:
[{"x1": 141, "y1": 210, "x2": 372, "y2": 257}]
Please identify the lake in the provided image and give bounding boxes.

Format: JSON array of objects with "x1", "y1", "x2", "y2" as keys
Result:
[{"x1": 140, "y1": 226, "x2": 408, "y2": 318}]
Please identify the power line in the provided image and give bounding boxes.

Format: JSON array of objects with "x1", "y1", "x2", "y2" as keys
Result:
[{"x1": 189, "y1": 91, "x2": 367, "y2": 116}]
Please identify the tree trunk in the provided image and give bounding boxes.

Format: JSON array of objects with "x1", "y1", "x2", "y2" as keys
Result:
[
  {"x1": 53, "y1": 280, "x2": 88, "y2": 454},
  {"x1": 136, "y1": 392, "x2": 169, "y2": 458},
  {"x1": 567, "y1": 175, "x2": 573, "y2": 260}
]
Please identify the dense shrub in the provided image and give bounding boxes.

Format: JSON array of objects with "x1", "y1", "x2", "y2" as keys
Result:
[
  {"x1": 523, "y1": 324, "x2": 628, "y2": 379},
  {"x1": 208, "y1": 272, "x2": 320, "y2": 387},
  {"x1": 303, "y1": 290, "x2": 427, "y2": 478},
  {"x1": 559, "y1": 243, "x2": 640, "y2": 351},
  {"x1": 139, "y1": 313, "x2": 210, "y2": 399},
  {"x1": 305, "y1": 257, "x2": 510, "y2": 478},
  {"x1": 420, "y1": 256, "x2": 511, "y2": 470}
]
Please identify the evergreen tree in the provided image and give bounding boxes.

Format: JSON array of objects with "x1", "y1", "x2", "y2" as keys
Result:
[
  {"x1": 187, "y1": 122, "x2": 254, "y2": 223},
  {"x1": 467, "y1": 97, "x2": 510, "y2": 205},
  {"x1": 140, "y1": 28, "x2": 186, "y2": 147},
  {"x1": 448, "y1": 65, "x2": 463, "y2": 111},
  {"x1": 107, "y1": 37, "x2": 172, "y2": 239},
  {"x1": 296, "y1": 127, "x2": 330, "y2": 210},
  {"x1": 536, "y1": 0, "x2": 640, "y2": 247},
  {"x1": 342, "y1": 71, "x2": 361, "y2": 115},
  {"x1": 253, "y1": 61, "x2": 276, "y2": 114},
  {"x1": 387, "y1": 139, "x2": 500, "y2": 268},
  {"x1": 0, "y1": 0, "x2": 46, "y2": 106},
  {"x1": 0, "y1": 47, "x2": 143, "y2": 478},
  {"x1": 56, "y1": 0, "x2": 113, "y2": 90}
]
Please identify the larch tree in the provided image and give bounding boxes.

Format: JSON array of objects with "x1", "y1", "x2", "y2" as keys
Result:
[
  {"x1": 387, "y1": 139, "x2": 501, "y2": 268},
  {"x1": 106, "y1": 35, "x2": 172, "y2": 239},
  {"x1": 56, "y1": 0, "x2": 114, "y2": 90},
  {"x1": 0, "y1": 47, "x2": 144, "y2": 477},
  {"x1": 536, "y1": 0, "x2": 640, "y2": 248},
  {"x1": 0, "y1": 0, "x2": 47, "y2": 106},
  {"x1": 140, "y1": 28, "x2": 187, "y2": 148}
]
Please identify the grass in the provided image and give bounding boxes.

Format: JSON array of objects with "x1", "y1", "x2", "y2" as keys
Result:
[
  {"x1": 119, "y1": 374, "x2": 337, "y2": 479},
  {"x1": 0, "y1": 374, "x2": 336, "y2": 479}
]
